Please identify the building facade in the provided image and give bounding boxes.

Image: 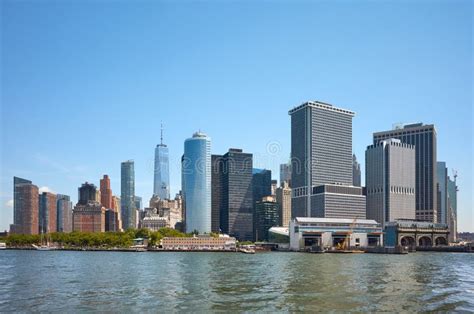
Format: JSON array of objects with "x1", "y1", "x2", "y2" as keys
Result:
[
  {"x1": 10, "y1": 177, "x2": 39, "y2": 235},
  {"x1": 255, "y1": 196, "x2": 280, "y2": 241},
  {"x1": 182, "y1": 131, "x2": 211, "y2": 234},
  {"x1": 289, "y1": 217, "x2": 383, "y2": 251},
  {"x1": 57, "y1": 194, "x2": 72, "y2": 233},
  {"x1": 280, "y1": 162, "x2": 291, "y2": 187},
  {"x1": 211, "y1": 155, "x2": 223, "y2": 233},
  {"x1": 384, "y1": 220, "x2": 449, "y2": 247},
  {"x1": 352, "y1": 154, "x2": 361, "y2": 187},
  {"x1": 276, "y1": 181, "x2": 292, "y2": 227},
  {"x1": 289, "y1": 101, "x2": 356, "y2": 218},
  {"x1": 366, "y1": 139, "x2": 416, "y2": 226},
  {"x1": 215, "y1": 149, "x2": 254, "y2": 241},
  {"x1": 310, "y1": 184, "x2": 366, "y2": 219},
  {"x1": 373, "y1": 123, "x2": 437, "y2": 222},
  {"x1": 447, "y1": 176, "x2": 458, "y2": 243},
  {"x1": 78, "y1": 182, "x2": 97, "y2": 205},
  {"x1": 72, "y1": 202, "x2": 105, "y2": 233},
  {"x1": 39, "y1": 192, "x2": 57, "y2": 234},
  {"x1": 100, "y1": 175, "x2": 113, "y2": 209},
  {"x1": 160, "y1": 235, "x2": 237, "y2": 251},
  {"x1": 121, "y1": 160, "x2": 136, "y2": 230},
  {"x1": 436, "y1": 162, "x2": 448, "y2": 224},
  {"x1": 153, "y1": 126, "x2": 170, "y2": 200}
]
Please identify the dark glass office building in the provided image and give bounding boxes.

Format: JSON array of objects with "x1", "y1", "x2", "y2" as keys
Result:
[
  {"x1": 373, "y1": 123, "x2": 437, "y2": 222},
  {"x1": 213, "y1": 149, "x2": 254, "y2": 241},
  {"x1": 211, "y1": 155, "x2": 224, "y2": 233},
  {"x1": 255, "y1": 198, "x2": 280, "y2": 241},
  {"x1": 78, "y1": 182, "x2": 97, "y2": 205}
]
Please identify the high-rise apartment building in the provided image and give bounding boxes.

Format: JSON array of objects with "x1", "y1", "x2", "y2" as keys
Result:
[
  {"x1": 373, "y1": 123, "x2": 437, "y2": 222},
  {"x1": 10, "y1": 177, "x2": 39, "y2": 235},
  {"x1": 57, "y1": 194, "x2": 72, "y2": 232},
  {"x1": 39, "y1": 192, "x2": 57, "y2": 234},
  {"x1": 100, "y1": 175, "x2": 113, "y2": 209},
  {"x1": 154, "y1": 124, "x2": 170, "y2": 200},
  {"x1": 289, "y1": 101, "x2": 364, "y2": 219},
  {"x1": 213, "y1": 149, "x2": 254, "y2": 241},
  {"x1": 276, "y1": 181, "x2": 291, "y2": 227},
  {"x1": 366, "y1": 139, "x2": 416, "y2": 225},
  {"x1": 121, "y1": 160, "x2": 136, "y2": 230},
  {"x1": 352, "y1": 154, "x2": 361, "y2": 187},
  {"x1": 182, "y1": 132, "x2": 211, "y2": 234}
]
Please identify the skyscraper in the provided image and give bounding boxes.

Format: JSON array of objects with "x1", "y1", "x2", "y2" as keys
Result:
[
  {"x1": 255, "y1": 196, "x2": 280, "y2": 241},
  {"x1": 366, "y1": 139, "x2": 416, "y2": 225},
  {"x1": 447, "y1": 175, "x2": 458, "y2": 243},
  {"x1": 276, "y1": 181, "x2": 291, "y2": 227},
  {"x1": 436, "y1": 162, "x2": 448, "y2": 224},
  {"x1": 182, "y1": 131, "x2": 211, "y2": 234},
  {"x1": 280, "y1": 162, "x2": 291, "y2": 187},
  {"x1": 373, "y1": 123, "x2": 437, "y2": 222},
  {"x1": 100, "y1": 175, "x2": 113, "y2": 209},
  {"x1": 121, "y1": 160, "x2": 136, "y2": 230},
  {"x1": 39, "y1": 192, "x2": 57, "y2": 234},
  {"x1": 57, "y1": 194, "x2": 72, "y2": 233},
  {"x1": 252, "y1": 169, "x2": 272, "y2": 204},
  {"x1": 10, "y1": 177, "x2": 39, "y2": 235},
  {"x1": 352, "y1": 154, "x2": 361, "y2": 187},
  {"x1": 289, "y1": 101, "x2": 364, "y2": 219},
  {"x1": 211, "y1": 155, "x2": 224, "y2": 233},
  {"x1": 154, "y1": 124, "x2": 170, "y2": 200},
  {"x1": 78, "y1": 182, "x2": 97, "y2": 205},
  {"x1": 213, "y1": 149, "x2": 254, "y2": 241}
]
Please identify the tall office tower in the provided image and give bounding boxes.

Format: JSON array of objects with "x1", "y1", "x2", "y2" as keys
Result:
[
  {"x1": 276, "y1": 181, "x2": 291, "y2": 227},
  {"x1": 436, "y1": 162, "x2": 448, "y2": 224},
  {"x1": 280, "y1": 162, "x2": 291, "y2": 187},
  {"x1": 211, "y1": 155, "x2": 224, "y2": 233},
  {"x1": 213, "y1": 149, "x2": 254, "y2": 241},
  {"x1": 135, "y1": 196, "x2": 142, "y2": 228},
  {"x1": 100, "y1": 175, "x2": 113, "y2": 209},
  {"x1": 78, "y1": 182, "x2": 97, "y2": 205},
  {"x1": 366, "y1": 139, "x2": 416, "y2": 225},
  {"x1": 255, "y1": 196, "x2": 280, "y2": 241},
  {"x1": 154, "y1": 124, "x2": 170, "y2": 200},
  {"x1": 39, "y1": 192, "x2": 57, "y2": 234},
  {"x1": 373, "y1": 123, "x2": 437, "y2": 222},
  {"x1": 352, "y1": 154, "x2": 361, "y2": 187},
  {"x1": 10, "y1": 177, "x2": 39, "y2": 235},
  {"x1": 57, "y1": 194, "x2": 73, "y2": 232},
  {"x1": 252, "y1": 169, "x2": 272, "y2": 203},
  {"x1": 289, "y1": 101, "x2": 365, "y2": 219},
  {"x1": 182, "y1": 132, "x2": 211, "y2": 234},
  {"x1": 121, "y1": 160, "x2": 136, "y2": 230},
  {"x1": 447, "y1": 176, "x2": 458, "y2": 243}
]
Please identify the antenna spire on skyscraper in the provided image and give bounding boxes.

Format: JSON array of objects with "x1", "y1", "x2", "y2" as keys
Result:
[{"x1": 161, "y1": 122, "x2": 163, "y2": 145}]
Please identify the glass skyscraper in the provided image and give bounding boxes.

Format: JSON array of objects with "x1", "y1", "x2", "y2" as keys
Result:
[
  {"x1": 182, "y1": 131, "x2": 211, "y2": 234},
  {"x1": 121, "y1": 160, "x2": 136, "y2": 230},
  {"x1": 153, "y1": 125, "x2": 170, "y2": 200}
]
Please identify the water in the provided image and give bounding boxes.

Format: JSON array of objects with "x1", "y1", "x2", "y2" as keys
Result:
[{"x1": 0, "y1": 251, "x2": 473, "y2": 312}]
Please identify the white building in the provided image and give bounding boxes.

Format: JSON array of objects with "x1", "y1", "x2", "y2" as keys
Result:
[{"x1": 289, "y1": 217, "x2": 383, "y2": 251}]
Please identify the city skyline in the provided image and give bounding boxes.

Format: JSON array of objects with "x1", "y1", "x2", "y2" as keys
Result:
[{"x1": 1, "y1": 1, "x2": 472, "y2": 232}]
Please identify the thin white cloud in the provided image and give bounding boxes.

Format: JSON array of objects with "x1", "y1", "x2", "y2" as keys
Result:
[
  {"x1": 5, "y1": 199, "x2": 13, "y2": 208},
  {"x1": 39, "y1": 186, "x2": 55, "y2": 194}
]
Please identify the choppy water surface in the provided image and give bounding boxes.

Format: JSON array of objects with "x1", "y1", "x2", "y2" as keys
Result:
[{"x1": 0, "y1": 251, "x2": 473, "y2": 312}]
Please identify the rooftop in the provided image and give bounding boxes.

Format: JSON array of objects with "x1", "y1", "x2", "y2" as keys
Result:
[
  {"x1": 288, "y1": 101, "x2": 355, "y2": 116},
  {"x1": 294, "y1": 217, "x2": 379, "y2": 225}
]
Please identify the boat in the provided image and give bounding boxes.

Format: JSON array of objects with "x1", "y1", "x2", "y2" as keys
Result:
[
  {"x1": 0, "y1": 242, "x2": 6, "y2": 250},
  {"x1": 33, "y1": 229, "x2": 57, "y2": 251},
  {"x1": 238, "y1": 246, "x2": 256, "y2": 254}
]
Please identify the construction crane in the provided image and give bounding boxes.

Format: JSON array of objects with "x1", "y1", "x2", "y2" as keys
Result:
[
  {"x1": 336, "y1": 218, "x2": 357, "y2": 250},
  {"x1": 452, "y1": 169, "x2": 459, "y2": 191}
]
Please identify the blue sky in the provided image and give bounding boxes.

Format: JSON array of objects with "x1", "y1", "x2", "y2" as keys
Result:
[{"x1": 1, "y1": 0, "x2": 472, "y2": 232}]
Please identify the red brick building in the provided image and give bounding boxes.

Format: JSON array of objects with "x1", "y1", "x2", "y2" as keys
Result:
[
  {"x1": 100, "y1": 175, "x2": 113, "y2": 209},
  {"x1": 10, "y1": 183, "x2": 39, "y2": 235},
  {"x1": 72, "y1": 202, "x2": 105, "y2": 232}
]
